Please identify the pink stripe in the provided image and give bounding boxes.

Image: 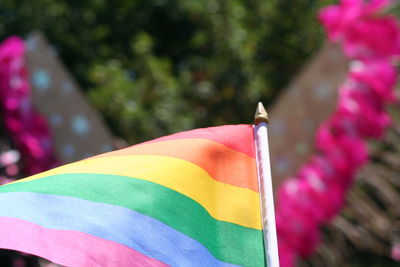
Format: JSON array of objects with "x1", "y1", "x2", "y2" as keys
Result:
[
  {"x1": 0, "y1": 216, "x2": 167, "y2": 267},
  {"x1": 143, "y1": 124, "x2": 255, "y2": 158}
]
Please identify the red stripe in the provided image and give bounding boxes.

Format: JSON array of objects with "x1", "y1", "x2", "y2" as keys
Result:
[
  {"x1": 0, "y1": 216, "x2": 167, "y2": 267},
  {"x1": 143, "y1": 125, "x2": 255, "y2": 158}
]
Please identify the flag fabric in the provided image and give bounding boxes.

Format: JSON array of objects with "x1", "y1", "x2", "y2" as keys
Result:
[{"x1": 0, "y1": 125, "x2": 265, "y2": 266}]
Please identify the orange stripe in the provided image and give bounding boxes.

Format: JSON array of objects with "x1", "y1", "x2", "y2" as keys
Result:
[{"x1": 93, "y1": 138, "x2": 259, "y2": 192}]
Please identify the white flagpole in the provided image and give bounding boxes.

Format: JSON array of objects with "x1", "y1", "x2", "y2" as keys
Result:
[{"x1": 254, "y1": 102, "x2": 280, "y2": 267}]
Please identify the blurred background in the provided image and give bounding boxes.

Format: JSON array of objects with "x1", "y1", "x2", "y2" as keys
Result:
[
  {"x1": 0, "y1": 0, "x2": 331, "y2": 143},
  {"x1": 0, "y1": 0, "x2": 399, "y2": 266}
]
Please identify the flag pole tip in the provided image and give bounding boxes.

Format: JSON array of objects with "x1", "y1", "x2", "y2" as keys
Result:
[{"x1": 254, "y1": 102, "x2": 269, "y2": 124}]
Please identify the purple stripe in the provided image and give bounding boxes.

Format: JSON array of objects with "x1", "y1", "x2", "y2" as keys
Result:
[{"x1": 0, "y1": 216, "x2": 166, "y2": 266}]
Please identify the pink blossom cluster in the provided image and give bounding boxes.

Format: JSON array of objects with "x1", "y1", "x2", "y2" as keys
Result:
[
  {"x1": 275, "y1": 1, "x2": 400, "y2": 266},
  {"x1": 0, "y1": 37, "x2": 58, "y2": 176}
]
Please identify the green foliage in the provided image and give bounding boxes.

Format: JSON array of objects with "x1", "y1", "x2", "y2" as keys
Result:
[
  {"x1": 89, "y1": 33, "x2": 194, "y2": 142},
  {"x1": 0, "y1": 0, "x2": 331, "y2": 143}
]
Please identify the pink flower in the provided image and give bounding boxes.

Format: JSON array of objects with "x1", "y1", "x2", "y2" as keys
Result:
[
  {"x1": 0, "y1": 150, "x2": 20, "y2": 165},
  {"x1": 278, "y1": 179, "x2": 324, "y2": 223},
  {"x1": 344, "y1": 16, "x2": 400, "y2": 59},
  {"x1": 276, "y1": 2, "x2": 400, "y2": 266},
  {"x1": 4, "y1": 95, "x2": 20, "y2": 111},
  {"x1": 335, "y1": 81, "x2": 392, "y2": 138},
  {"x1": 5, "y1": 164, "x2": 19, "y2": 176},
  {"x1": 319, "y1": 0, "x2": 392, "y2": 39},
  {"x1": 5, "y1": 116, "x2": 23, "y2": 133},
  {"x1": 0, "y1": 37, "x2": 24, "y2": 61},
  {"x1": 297, "y1": 225, "x2": 320, "y2": 257},
  {"x1": 349, "y1": 60, "x2": 397, "y2": 102},
  {"x1": 320, "y1": 0, "x2": 400, "y2": 59},
  {"x1": 319, "y1": 0, "x2": 364, "y2": 41},
  {"x1": 297, "y1": 163, "x2": 346, "y2": 220},
  {"x1": 316, "y1": 121, "x2": 368, "y2": 171},
  {"x1": 276, "y1": 179, "x2": 323, "y2": 256},
  {"x1": 0, "y1": 36, "x2": 59, "y2": 175},
  {"x1": 278, "y1": 240, "x2": 296, "y2": 267}
]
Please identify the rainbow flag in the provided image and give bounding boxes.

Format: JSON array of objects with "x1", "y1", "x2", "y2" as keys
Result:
[{"x1": 0, "y1": 125, "x2": 265, "y2": 266}]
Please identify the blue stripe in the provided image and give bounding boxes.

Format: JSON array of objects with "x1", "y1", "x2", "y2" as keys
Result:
[{"x1": 0, "y1": 192, "x2": 239, "y2": 267}]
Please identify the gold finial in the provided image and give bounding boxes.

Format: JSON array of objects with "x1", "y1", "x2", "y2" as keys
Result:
[{"x1": 254, "y1": 102, "x2": 269, "y2": 124}]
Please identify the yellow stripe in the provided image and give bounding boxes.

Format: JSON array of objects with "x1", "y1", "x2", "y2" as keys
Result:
[{"x1": 14, "y1": 155, "x2": 262, "y2": 230}]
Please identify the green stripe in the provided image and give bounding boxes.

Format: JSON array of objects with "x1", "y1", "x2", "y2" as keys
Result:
[{"x1": 0, "y1": 173, "x2": 265, "y2": 266}]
